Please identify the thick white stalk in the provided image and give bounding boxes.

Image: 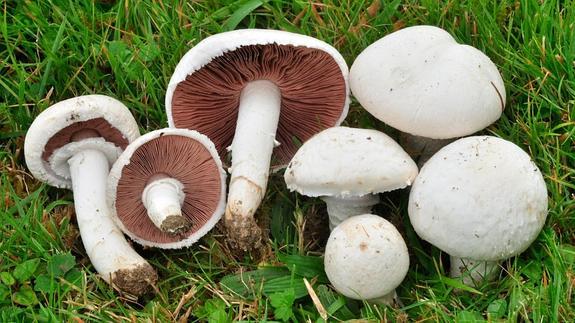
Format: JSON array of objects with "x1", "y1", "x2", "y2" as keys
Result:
[
  {"x1": 69, "y1": 149, "x2": 155, "y2": 293},
  {"x1": 369, "y1": 290, "x2": 402, "y2": 307},
  {"x1": 142, "y1": 177, "x2": 189, "y2": 234},
  {"x1": 450, "y1": 256, "x2": 500, "y2": 286},
  {"x1": 399, "y1": 132, "x2": 454, "y2": 166},
  {"x1": 321, "y1": 195, "x2": 380, "y2": 230},
  {"x1": 225, "y1": 80, "x2": 281, "y2": 248}
]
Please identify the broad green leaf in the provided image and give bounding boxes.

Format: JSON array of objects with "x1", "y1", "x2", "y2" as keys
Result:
[
  {"x1": 269, "y1": 288, "x2": 295, "y2": 322},
  {"x1": 194, "y1": 298, "x2": 228, "y2": 322},
  {"x1": 0, "y1": 272, "x2": 15, "y2": 286},
  {"x1": 279, "y1": 254, "x2": 329, "y2": 283},
  {"x1": 48, "y1": 253, "x2": 75, "y2": 277},
  {"x1": 34, "y1": 275, "x2": 53, "y2": 293},
  {"x1": 13, "y1": 285, "x2": 39, "y2": 306},
  {"x1": 220, "y1": 267, "x2": 290, "y2": 297},
  {"x1": 13, "y1": 259, "x2": 40, "y2": 283},
  {"x1": 0, "y1": 284, "x2": 10, "y2": 301}
]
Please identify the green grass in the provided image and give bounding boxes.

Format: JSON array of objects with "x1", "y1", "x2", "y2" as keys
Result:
[{"x1": 1, "y1": 0, "x2": 574, "y2": 321}]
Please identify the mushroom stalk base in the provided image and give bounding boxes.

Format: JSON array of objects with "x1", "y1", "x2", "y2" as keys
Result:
[
  {"x1": 142, "y1": 177, "x2": 189, "y2": 234},
  {"x1": 69, "y1": 149, "x2": 157, "y2": 295},
  {"x1": 369, "y1": 290, "x2": 402, "y2": 307},
  {"x1": 225, "y1": 80, "x2": 282, "y2": 250},
  {"x1": 321, "y1": 195, "x2": 380, "y2": 230},
  {"x1": 450, "y1": 256, "x2": 499, "y2": 287}
]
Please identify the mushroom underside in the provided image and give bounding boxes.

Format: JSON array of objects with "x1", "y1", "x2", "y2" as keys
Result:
[
  {"x1": 170, "y1": 43, "x2": 347, "y2": 165},
  {"x1": 114, "y1": 135, "x2": 223, "y2": 244}
]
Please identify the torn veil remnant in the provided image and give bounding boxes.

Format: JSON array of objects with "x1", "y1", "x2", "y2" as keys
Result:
[
  {"x1": 108, "y1": 128, "x2": 227, "y2": 249},
  {"x1": 24, "y1": 95, "x2": 157, "y2": 296},
  {"x1": 166, "y1": 29, "x2": 349, "y2": 251}
]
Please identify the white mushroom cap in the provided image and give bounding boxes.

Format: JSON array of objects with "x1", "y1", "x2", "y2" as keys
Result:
[
  {"x1": 165, "y1": 28, "x2": 350, "y2": 128},
  {"x1": 350, "y1": 25, "x2": 506, "y2": 139},
  {"x1": 408, "y1": 136, "x2": 548, "y2": 261},
  {"x1": 284, "y1": 127, "x2": 418, "y2": 197},
  {"x1": 324, "y1": 214, "x2": 409, "y2": 300},
  {"x1": 24, "y1": 95, "x2": 140, "y2": 189}
]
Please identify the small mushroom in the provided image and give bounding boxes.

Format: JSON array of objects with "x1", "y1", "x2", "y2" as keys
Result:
[
  {"x1": 284, "y1": 127, "x2": 418, "y2": 229},
  {"x1": 24, "y1": 95, "x2": 157, "y2": 296},
  {"x1": 107, "y1": 128, "x2": 227, "y2": 248},
  {"x1": 349, "y1": 25, "x2": 506, "y2": 164},
  {"x1": 408, "y1": 136, "x2": 548, "y2": 286},
  {"x1": 166, "y1": 29, "x2": 349, "y2": 250},
  {"x1": 324, "y1": 214, "x2": 409, "y2": 305}
]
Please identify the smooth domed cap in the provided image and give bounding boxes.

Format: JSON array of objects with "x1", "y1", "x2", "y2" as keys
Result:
[
  {"x1": 350, "y1": 25, "x2": 505, "y2": 139},
  {"x1": 166, "y1": 29, "x2": 349, "y2": 166},
  {"x1": 24, "y1": 95, "x2": 140, "y2": 189},
  {"x1": 324, "y1": 214, "x2": 409, "y2": 300},
  {"x1": 408, "y1": 136, "x2": 548, "y2": 261},
  {"x1": 108, "y1": 128, "x2": 227, "y2": 249},
  {"x1": 284, "y1": 127, "x2": 418, "y2": 197}
]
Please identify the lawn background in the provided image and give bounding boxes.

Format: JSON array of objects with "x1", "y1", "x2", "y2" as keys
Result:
[{"x1": 1, "y1": 0, "x2": 574, "y2": 321}]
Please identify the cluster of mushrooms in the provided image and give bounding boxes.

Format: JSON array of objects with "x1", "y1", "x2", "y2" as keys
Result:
[{"x1": 24, "y1": 25, "x2": 548, "y2": 303}]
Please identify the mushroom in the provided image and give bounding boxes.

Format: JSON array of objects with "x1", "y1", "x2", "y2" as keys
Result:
[
  {"x1": 349, "y1": 25, "x2": 506, "y2": 164},
  {"x1": 107, "y1": 128, "x2": 227, "y2": 248},
  {"x1": 324, "y1": 214, "x2": 409, "y2": 305},
  {"x1": 165, "y1": 29, "x2": 349, "y2": 250},
  {"x1": 284, "y1": 127, "x2": 418, "y2": 229},
  {"x1": 24, "y1": 95, "x2": 157, "y2": 296},
  {"x1": 408, "y1": 136, "x2": 548, "y2": 286}
]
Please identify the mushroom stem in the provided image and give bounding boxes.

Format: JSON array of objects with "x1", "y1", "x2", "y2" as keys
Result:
[
  {"x1": 225, "y1": 80, "x2": 282, "y2": 249},
  {"x1": 399, "y1": 133, "x2": 454, "y2": 166},
  {"x1": 321, "y1": 195, "x2": 380, "y2": 230},
  {"x1": 369, "y1": 290, "x2": 402, "y2": 307},
  {"x1": 449, "y1": 256, "x2": 499, "y2": 286},
  {"x1": 68, "y1": 149, "x2": 156, "y2": 295},
  {"x1": 142, "y1": 177, "x2": 190, "y2": 234}
]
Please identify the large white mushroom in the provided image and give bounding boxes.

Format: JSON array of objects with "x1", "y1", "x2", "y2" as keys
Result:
[
  {"x1": 24, "y1": 95, "x2": 157, "y2": 295},
  {"x1": 165, "y1": 29, "x2": 350, "y2": 250},
  {"x1": 324, "y1": 214, "x2": 409, "y2": 305},
  {"x1": 350, "y1": 25, "x2": 506, "y2": 164},
  {"x1": 408, "y1": 136, "x2": 548, "y2": 286},
  {"x1": 284, "y1": 127, "x2": 418, "y2": 229}
]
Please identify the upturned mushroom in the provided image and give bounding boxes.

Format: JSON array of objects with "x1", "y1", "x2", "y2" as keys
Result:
[
  {"x1": 324, "y1": 214, "x2": 409, "y2": 305},
  {"x1": 284, "y1": 127, "x2": 418, "y2": 229},
  {"x1": 165, "y1": 29, "x2": 349, "y2": 250},
  {"x1": 349, "y1": 25, "x2": 506, "y2": 164},
  {"x1": 24, "y1": 95, "x2": 157, "y2": 296},
  {"x1": 108, "y1": 128, "x2": 227, "y2": 248},
  {"x1": 408, "y1": 136, "x2": 548, "y2": 286}
]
